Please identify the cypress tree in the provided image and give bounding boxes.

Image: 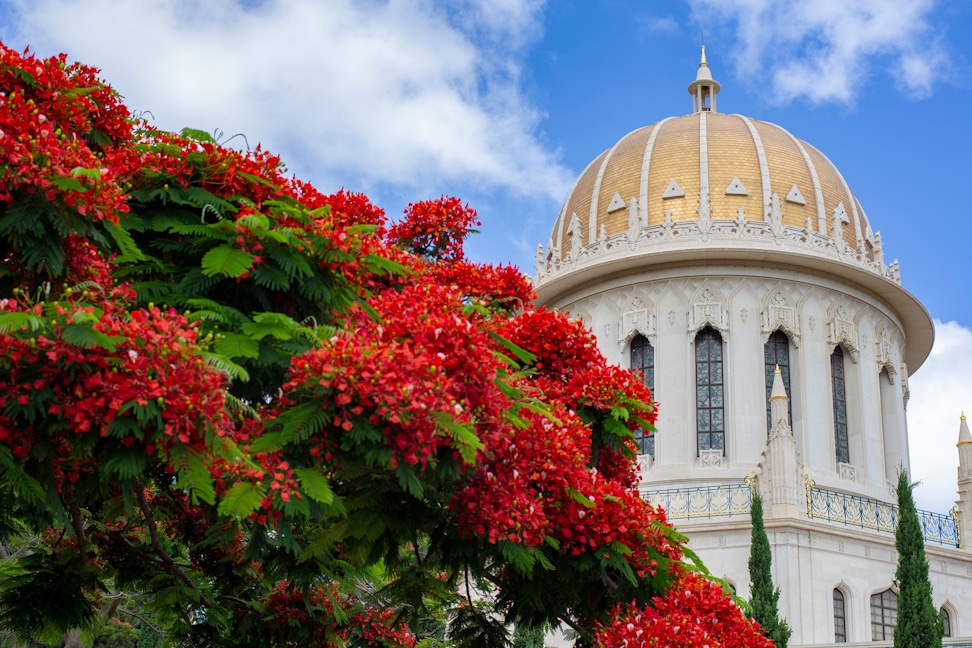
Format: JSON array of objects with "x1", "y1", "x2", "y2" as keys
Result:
[
  {"x1": 512, "y1": 623, "x2": 545, "y2": 648},
  {"x1": 893, "y1": 469, "x2": 943, "y2": 648},
  {"x1": 748, "y1": 489, "x2": 792, "y2": 647}
]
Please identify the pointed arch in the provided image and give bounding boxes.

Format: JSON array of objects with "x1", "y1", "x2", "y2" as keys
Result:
[
  {"x1": 832, "y1": 586, "x2": 848, "y2": 643},
  {"x1": 629, "y1": 334, "x2": 655, "y2": 458},
  {"x1": 764, "y1": 329, "x2": 793, "y2": 434},
  {"x1": 870, "y1": 588, "x2": 897, "y2": 641},
  {"x1": 831, "y1": 345, "x2": 850, "y2": 466},
  {"x1": 695, "y1": 326, "x2": 725, "y2": 456}
]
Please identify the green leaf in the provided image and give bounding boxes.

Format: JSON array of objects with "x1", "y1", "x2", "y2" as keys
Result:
[
  {"x1": 170, "y1": 446, "x2": 216, "y2": 505},
  {"x1": 49, "y1": 175, "x2": 87, "y2": 193},
  {"x1": 0, "y1": 312, "x2": 47, "y2": 334},
  {"x1": 397, "y1": 466, "x2": 424, "y2": 498},
  {"x1": 105, "y1": 221, "x2": 146, "y2": 262},
  {"x1": 179, "y1": 127, "x2": 217, "y2": 143},
  {"x1": 433, "y1": 412, "x2": 483, "y2": 464},
  {"x1": 62, "y1": 323, "x2": 121, "y2": 351},
  {"x1": 295, "y1": 467, "x2": 334, "y2": 504},
  {"x1": 566, "y1": 487, "x2": 595, "y2": 508},
  {"x1": 200, "y1": 245, "x2": 255, "y2": 278},
  {"x1": 217, "y1": 482, "x2": 265, "y2": 519},
  {"x1": 214, "y1": 332, "x2": 260, "y2": 359},
  {"x1": 101, "y1": 449, "x2": 147, "y2": 479}
]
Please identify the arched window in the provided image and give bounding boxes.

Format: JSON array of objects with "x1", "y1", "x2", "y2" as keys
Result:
[
  {"x1": 831, "y1": 346, "x2": 850, "y2": 464},
  {"x1": 764, "y1": 330, "x2": 792, "y2": 433},
  {"x1": 695, "y1": 327, "x2": 725, "y2": 455},
  {"x1": 870, "y1": 589, "x2": 897, "y2": 641},
  {"x1": 833, "y1": 589, "x2": 847, "y2": 643},
  {"x1": 942, "y1": 607, "x2": 952, "y2": 638},
  {"x1": 629, "y1": 335, "x2": 655, "y2": 458}
]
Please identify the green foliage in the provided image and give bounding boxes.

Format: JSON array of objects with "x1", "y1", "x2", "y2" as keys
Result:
[
  {"x1": 747, "y1": 489, "x2": 791, "y2": 648},
  {"x1": 893, "y1": 469, "x2": 943, "y2": 648},
  {"x1": 512, "y1": 622, "x2": 546, "y2": 648}
]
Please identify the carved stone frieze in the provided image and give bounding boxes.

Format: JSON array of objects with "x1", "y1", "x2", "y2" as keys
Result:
[
  {"x1": 828, "y1": 303, "x2": 859, "y2": 362},
  {"x1": 618, "y1": 296, "x2": 655, "y2": 353},
  {"x1": 700, "y1": 449, "x2": 725, "y2": 468},
  {"x1": 688, "y1": 286, "x2": 729, "y2": 336},
  {"x1": 875, "y1": 325, "x2": 897, "y2": 382},
  {"x1": 762, "y1": 289, "x2": 800, "y2": 346},
  {"x1": 533, "y1": 211, "x2": 900, "y2": 288},
  {"x1": 837, "y1": 462, "x2": 856, "y2": 481}
]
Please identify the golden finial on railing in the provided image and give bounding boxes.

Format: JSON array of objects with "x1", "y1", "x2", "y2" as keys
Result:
[
  {"x1": 951, "y1": 505, "x2": 962, "y2": 548},
  {"x1": 805, "y1": 473, "x2": 815, "y2": 519},
  {"x1": 745, "y1": 470, "x2": 757, "y2": 490}
]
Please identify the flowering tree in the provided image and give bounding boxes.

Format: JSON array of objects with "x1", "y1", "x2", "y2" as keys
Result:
[{"x1": 0, "y1": 43, "x2": 773, "y2": 647}]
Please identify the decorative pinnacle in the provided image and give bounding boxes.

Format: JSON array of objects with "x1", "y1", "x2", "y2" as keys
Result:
[
  {"x1": 774, "y1": 364, "x2": 781, "y2": 374},
  {"x1": 963, "y1": 412, "x2": 967, "y2": 421},
  {"x1": 700, "y1": 44, "x2": 708, "y2": 67}
]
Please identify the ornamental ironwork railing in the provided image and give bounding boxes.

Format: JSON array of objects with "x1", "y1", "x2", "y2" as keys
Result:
[
  {"x1": 806, "y1": 485, "x2": 960, "y2": 548},
  {"x1": 643, "y1": 483, "x2": 751, "y2": 519}
]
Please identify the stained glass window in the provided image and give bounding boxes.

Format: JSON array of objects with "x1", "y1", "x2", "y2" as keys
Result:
[
  {"x1": 629, "y1": 335, "x2": 655, "y2": 458},
  {"x1": 833, "y1": 589, "x2": 847, "y2": 643},
  {"x1": 942, "y1": 608, "x2": 951, "y2": 638},
  {"x1": 870, "y1": 589, "x2": 897, "y2": 641},
  {"x1": 764, "y1": 330, "x2": 792, "y2": 433},
  {"x1": 695, "y1": 327, "x2": 725, "y2": 455},
  {"x1": 831, "y1": 346, "x2": 849, "y2": 464}
]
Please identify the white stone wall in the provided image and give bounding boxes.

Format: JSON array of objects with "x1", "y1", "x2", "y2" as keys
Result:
[{"x1": 559, "y1": 267, "x2": 910, "y2": 502}]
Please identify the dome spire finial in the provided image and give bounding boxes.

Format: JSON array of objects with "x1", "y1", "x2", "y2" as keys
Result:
[{"x1": 688, "y1": 47, "x2": 721, "y2": 113}]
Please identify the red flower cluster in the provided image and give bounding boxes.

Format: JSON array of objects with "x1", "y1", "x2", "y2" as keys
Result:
[
  {"x1": 261, "y1": 581, "x2": 416, "y2": 647},
  {"x1": 595, "y1": 573, "x2": 774, "y2": 648},
  {"x1": 0, "y1": 44, "x2": 135, "y2": 220},
  {"x1": 285, "y1": 282, "x2": 508, "y2": 469}
]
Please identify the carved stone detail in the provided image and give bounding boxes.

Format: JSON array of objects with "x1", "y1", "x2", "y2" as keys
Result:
[
  {"x1": 700, "y1": 449, "x2": 725, "y2": 468},
  {"x1": 761, "y1": 289, "x2": 800, "y2": 346},
  {"x1": 697, "y1": 188, "x2": 712, "y2": 238},
  {"x1": 875, "y1": 325, "x2": 896, "y2": 382},
  {"x1": 837, "y1": 462, "x2": 856, "y2": 481},
  {"x1": 766, "y1": 192, "x2": 785, "y2": 240},
  {"x1": 688, "y1": 286, "x2": 729, "y2": 336},
  {"x1": 566, "y1": 212, "x2": 583, "y2": 262},
  {"x1": 618, "y1": 296, "x2": 655, "y2": 353},
  {"x1": 625, "y1": 197, "x2": 643, "y2": 244},
  {"x1": 828, "y1": 303, "x2": 859, "y2": 362}
]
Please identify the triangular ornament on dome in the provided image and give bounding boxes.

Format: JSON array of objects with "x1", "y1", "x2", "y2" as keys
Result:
[
  {"x1": 606, "y1": 191, "x2": 626, "y2": 213},
  {"x1": 785, "y1": 184, "x2": 806, "y2": 205},
  {"x1": 662, "y1": 179, "x2": 685, "y2": 199},
  {"x1": 725, "y1": 176, "x2": 748, "y2": 196}
]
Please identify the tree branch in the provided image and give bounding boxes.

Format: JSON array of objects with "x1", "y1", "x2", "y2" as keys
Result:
[
  {"x1": 61, "y1": 481, "x2": 89, "y2": 562},
  {"x1": 134, "y1": 481, "x2": 213, "y2": 607},
  {"x1": 116, "y1": 608, "x2": 166, "y2": 638}
]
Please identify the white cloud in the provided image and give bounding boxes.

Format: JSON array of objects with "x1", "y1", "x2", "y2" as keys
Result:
[
  {"x1": 906, "y1": 320, "x2": 972, "y2": 514},
  {"x1": 688, "y1": 0, "x2": 948, "y2": 104},
  {"x1": 3, "y1": 0, "x2": 571, "y2": 200}
]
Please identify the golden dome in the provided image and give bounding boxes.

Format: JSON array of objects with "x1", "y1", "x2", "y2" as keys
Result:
[
  {"x1": 546, "y1": 111, "x2": 874, "y2": 264},
  {"x1": 534, "y1": 51, "x2": 934, "y2": 372}
]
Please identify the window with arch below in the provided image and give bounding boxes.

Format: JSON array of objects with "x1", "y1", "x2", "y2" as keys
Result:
[
  {"x1": 764, "y1": 330, "x2": 793, "y2": 434},
  {"x1": 629, "y1": 335, "x2": 655, "y2": 458},
  {"x1": 870, "y1": 589, "x2": 897, "y2": 641},
  {"x1": 942, "y1": 607, "x2": 952, "y2": 638},
  {"x1": 695, "y1": 327, "x2": 725, "y2": 455},
  {"x1": 833, "y1": 588, "x2": 847, "y2": 643},
  {"x1": 831, "y1": 346, "x2": 850, "y2": 464}
]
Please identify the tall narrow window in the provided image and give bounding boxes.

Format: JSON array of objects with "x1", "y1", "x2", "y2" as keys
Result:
[
  {"x1": 833, "y1": 589, "x2": 847, "y2": 643},
  {"x1": 942, "y1": 608, "x2": 952, "y2": 638},
  {"x1": 695, "y1": 327, "x2": 725, "y2": 455},
  {"x1": 870, "y1": 589, "x2": 897, "y2": 641},
  {"x1": 764, "y1": 330, "x2": 792, "y2": 433},
  {"x1": 831, "y1": 346, "x2": 850, "y2": 464},
  {"x1": 629, "y1": 335, "x2": 655, "y2": 458}
]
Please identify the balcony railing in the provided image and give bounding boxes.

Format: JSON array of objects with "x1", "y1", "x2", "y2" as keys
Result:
[
  {"x1": 643, "y1": 483, "x2": 752, "y2": 519},
  {"x1": 806, "y1": 485, "x2": 960, "y2": 548}
]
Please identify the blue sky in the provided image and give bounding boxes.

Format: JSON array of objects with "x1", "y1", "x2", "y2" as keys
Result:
[{"x1": 2, "y1": 0, "x2": 971, "y2": 513}]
